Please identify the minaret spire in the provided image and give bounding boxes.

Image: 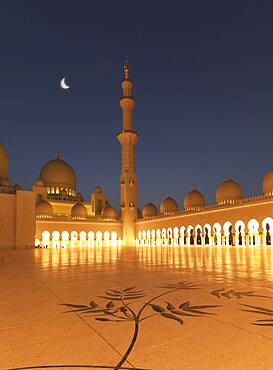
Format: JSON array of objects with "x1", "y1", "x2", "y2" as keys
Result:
[{"x1": 117, "y1": 61, "x2": 138, "y2": 246}]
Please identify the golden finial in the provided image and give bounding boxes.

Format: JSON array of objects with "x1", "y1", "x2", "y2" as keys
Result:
[{"x1": 123, "y1": 57, "x2": 129, "y2": 79}]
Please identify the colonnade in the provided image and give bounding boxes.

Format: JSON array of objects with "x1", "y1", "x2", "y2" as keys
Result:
[
  {"x1": 36, "y1": 230, "x2": 122, "y2": 248},
  {"x1": 136, "y1": 217, "x2": 273, "y2": 247}
]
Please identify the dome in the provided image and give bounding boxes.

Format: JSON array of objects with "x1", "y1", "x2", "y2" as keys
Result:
[
  {"x1": 263, "y1": 168, "x2": 273, "y2": 195},
  {"x1": 0, "y1": 177, "x2": 12, "y2": 188},
  {"x1": 142, "y1": 202, "x2": 158, "y2": 218},
  {"x1": 34, "y1": 178, "x2": 44, "y2": 187},
  {"x1": 36, "y1": 200, "x2": 53, "y2": 219},
  {"x1": 0, "y1": 143, "x2": 8, "y2": 179},
  {"x1": 71, "y1": 202, "x2": 87, "y2": 220},
  {"x1": 160, "y1": 196, "x2": 178, "y2": 215},
  {"x1": 39, "y1": 158, "x2": 76, "y2": 189},
  {"x1": 101, "y1": 204, "x2": 117, "y2": 220},
  {"x1": 184, "y1": 189, "x2": 205, "y2": 211},
  {"x1": 216, "y1": 179, "x2": 243, "y2": 205}
]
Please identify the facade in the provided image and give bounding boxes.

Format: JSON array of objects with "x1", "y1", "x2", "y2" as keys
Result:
[{"x1": 0, "y1": 64, "x2": 273, "y2": 249}]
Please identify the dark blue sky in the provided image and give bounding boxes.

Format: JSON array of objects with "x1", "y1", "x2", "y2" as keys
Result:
[{"x1": 1, "y1": 1, "x2": 273, "y2": 209}]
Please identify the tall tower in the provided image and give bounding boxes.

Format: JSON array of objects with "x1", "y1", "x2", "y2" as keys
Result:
[{"x1": 117, "y1": 60, "x2": 138, "y2": 246}]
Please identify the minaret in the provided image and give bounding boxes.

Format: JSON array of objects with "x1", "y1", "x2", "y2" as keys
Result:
[{"x1": 117, "y1": 60, "x2": 138, "y2": 246}]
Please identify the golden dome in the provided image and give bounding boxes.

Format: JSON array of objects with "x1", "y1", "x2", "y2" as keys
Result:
[
  {"x1": 36, "y1": 200, "x2": 53, "y2": 219},
  {"x1": 71, "y1": 202, "x2": 87, "y2": 220},
  {"x1": 263, "y1": 168, "x2": 273, "y2": 195},
  {"x1": 101, "y1": 204, "x2": 117, "y2": 220},
  {"x1": 0, "y1": 143, "x2": 8, "y2": 179},
  {"x1": 160, "y1": 196, "x2": 178, "y2": 215},
  {"x1": 142, "y1": 202, "x2": 158, "y2": 218},
  {"x1": 0, "y1": 177, "x2": 12, "y2": 188},
  {"x1": 216, "y1": 179, "x2": 243, "y2": 205},
  {"x1": 39, "y1": 158, "x2": 76, "y2": 188},
  {"x1": 184, "y1": 189, "x2": 205, "y2": 211}
]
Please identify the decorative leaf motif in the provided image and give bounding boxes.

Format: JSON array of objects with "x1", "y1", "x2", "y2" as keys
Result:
[
  {"x1": 160, "y1": 312, "x2": 184, "y2": 325},
  {"x1": 95, "y1": 317, "x2": 113, "y2": 321},
  {"x1": 165, "y1": 301, "x2": 175, "y2": 311},
  {"x1": 149, "y1": 304, "x2": 165, "y2": 313},
  {"x1": 123, "y1": 286, "x2": 136, "y2": 292},
  {"x1": 90, "y1": 301, "x2": 98, "y2": 308},
  {"x1": 179, "y1": 301, "x2": 190, "y2": 309},
  {"x1": 106, "y1": 301, "x2": 114, "y2": 309},
  {"x1": 62, "y1": 304, "x2": 88, "y2": 309},
  {"x1": 211, "y1": 288, "x2": 272, "y2": 300}
]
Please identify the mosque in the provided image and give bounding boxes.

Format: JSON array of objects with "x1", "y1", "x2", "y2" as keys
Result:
[{"x1": 0, "y1": 63, "x2": 273, "y2": 249}]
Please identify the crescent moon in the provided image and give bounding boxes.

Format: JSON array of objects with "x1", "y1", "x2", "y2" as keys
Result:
[{"x1": 60, "y1": 77, "x2": 70, "y2": 90}]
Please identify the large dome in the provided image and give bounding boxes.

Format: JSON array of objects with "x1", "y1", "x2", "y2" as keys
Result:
[
  {"x1": 71, "y1": 202, "x2": 87, "y2": 220},
  {"x1": 263, "y1": 168, "x2": 273, "y2": 195},
  {"x1": 184, "y1": 189, "x2": 205, "y2": 211},
  {"x1": 40, "y1": 158, "x2": 76, "y2": 188},
  {"x1": 160, "y1": 196, "x2": 178, "y2": 215},
  {"x1": 39, "y1": 158, "x2": 77, "y2": 200},
  {"x1": 36, "y1": 200, "x2": 53, "y2": 219},
  {"x1": 216, "y1": 179, "x2": 243, "y2": 205},
  {"x1": 101, "y1": 204, "x2": 117, "y2": 220},
  {"x1": 142, "y1": 202, "x2": 158, "y2": 218},
  {"x1": 0, "y1": 143, "x2": 8, "y2": 179}
]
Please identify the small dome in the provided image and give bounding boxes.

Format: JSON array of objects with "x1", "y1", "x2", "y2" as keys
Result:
[
  {"x1": 39, "y1": 158, "x2": 76, "y2": 189},
  {"x1": 160, "y1": 196, "x2": 178, "y2": 215},
  {"x1": 0, "y1": 177, "x2": 12, "y2": 188},
  {"x1": 34, "y1": 178, "x2": 44, "y2": 187},
  {"x1": 142, "y1": 203, "x2": 158, "y2": 218},
  {"x1": 36, "y1": 200, "x2": 53, "y2": 219},
  {"x1": 184, "y1": 189, "x2": 205, "y2": 211},
  {"x1": 101, "y1": 204, "x2": 117, "y2": 220},
  {"x1": 263, "y1": 168, "x2": 273, "y2": 195},
  {"x1": 216, "y1": 179, "x2": 243, "y2": 205},
  {"x1": 71, "y1": 202, "x2": 87, "y2": 220},
  {"x1": 0, "y1": 143, "x2": 8, "y2": 179}
]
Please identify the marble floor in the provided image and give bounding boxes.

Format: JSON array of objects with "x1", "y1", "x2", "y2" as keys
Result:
[{"x1": 1, "y1": 245, "x2": 273, "y2": 370}]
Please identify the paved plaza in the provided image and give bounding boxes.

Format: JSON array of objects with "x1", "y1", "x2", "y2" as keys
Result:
[{"x1": 1, "y1": 246, "x2": 273, "y2": 370}]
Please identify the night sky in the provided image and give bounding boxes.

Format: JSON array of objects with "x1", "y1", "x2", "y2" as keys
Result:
[{"x1": 1, "y1": 1, "x2": 273, "y2": 210}]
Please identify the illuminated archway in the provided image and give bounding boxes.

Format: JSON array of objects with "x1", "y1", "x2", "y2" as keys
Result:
[
  {"x1": 88, "y1": 231, "x2": 95, "y2": 247},
  {"x1": 180, "y1": 226, "x2": 186, "y2": 246},
  {"x1": 167, "y1": 227, "x2": 173, "y2": 246},
  {"x1": 173, "y1": 227, "x2": 179, "y2": 246},
  {"x1": 162, "y1": 228, "x2": 167, "y2": 246},
  {"x1": 213, "y1": 223, "x2": 222, "y2": 246},
  {"x1": 52, "y1": 231, "x2": 60, "y2": 248},
  {"x1": 70, "y1": 231, "x2": 78, "y2": 247},
  {"x1": 262, "y1": 217, "x2": 273, "y2": 246},
  {"x1": 96, "y1": 231, "x2": 102, "y2": 247},
  {"x1": 61, "y1": 231, "x2": 69, "y2": 248},
  {"x1": 151, "y1": 229, "x2": 156, "y2": 246},
  {"x1": 42, "y1": 230, "x2": 50, "y2": 248},
  {"x1": 203, "y1": 224, "x2": 211, "y2": 246},
  {"x1": 247, "y1": 219, "x2": 260, "y2": 246},
  {"x1": 223, "y1": 221, "x2": 233, "y2": 246},
  {"x1": 156, "y1": 229, "x2": 161, "y2": 246},
  {"x1": 79, "y1": 231, "x2": 87, "y2": 247},
  {"x1": 235, "y1": 220, "x2": 245, "y2": 246},
  {"x1": 147, "y1": 230, "x2": 151, "y2": 246},
  {"x1": 195, "y1": 224, "x2": 202, "y2": 245},
  {"x1": 104, "y1": 231, "x2": 110, "y2": 247},
  {"x1": 111, "y1": 231, "x2": 118, "y2": 247},
  {"x1": 187, "y1": 225, "x2": 194, "y2": 246}
]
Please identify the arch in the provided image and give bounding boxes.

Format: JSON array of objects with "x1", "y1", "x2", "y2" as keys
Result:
[
  {"x1": 203, "y1": 224, "x2": 211, "y2": 246},
  {"x1": 42, "y1": 230, "x2": 50, "y2": 248},
  {"x1": 173, "y1": 227, "x2": 179, "y2": 246},
  {"x1": 70, "y1": 231, "x2": 78, "y2": 247},
  {"x1": 167, "y1": 227, "x2": 173, "y2": 246},
  {"x1": 61, "y1": 231, "x2": 69, "y2": 248},
  {"x1": 187, "y1": 225, "x2": 194, "y2": 246},
  {"x1": 96, "y1": 231, "x2": 102, "y2": 247},
  {"x1": 156, "y1": 229, "x2": 161, "y2": 246},
  {"x1": 79, "y1": 231, "x2": 87, "y2": 247},
  {"x1": 212, "y1": 223, "x2": 222, "y2": 246},
  {"x1": 143, "y1": 230, "x2": 147, "y2": 246},
  {"x1": 88, "y1": 231, "x2": 95, "y2": 247},
  {"x1": 195, "y1": 224, "x2": 202, "y2": 246},
  {"x1": 104, "y1": 231, "x2": 110, "y2": 247},
  {"x1": 111, "y1": 231, "x2": 118, "y2": 247},
  {"x1": 235, "y1": 220, "x2": 246, "y2": 246},
  {"x1": 147, "y1": 230, "x2": 151, "y2": 246},
  {"x1": 52, "y1": 230, "x2": 60, "y2": 248},
  {"x1": 180, "y1": 226, "x2": 186, "y2": 246},
  {"x1": 262, "y1": 217, "x2": 273, "y2": 246},
  {"x1": 223, "y1": 221, "x2": 233, "y2": 246},
  {"x1": 151, "y1": 229, "x2": 156, "y2": 246},
  {"x1": 247, "y1": 219, "x2": 260, "y2": 246},
  {"x1": 162, "y1": 228, "x2": 167, "y2": 246}
]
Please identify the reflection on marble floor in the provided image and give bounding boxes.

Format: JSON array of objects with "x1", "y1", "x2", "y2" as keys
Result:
[{"x1": 2, "y1": 246, "x2": 273, "y2": 370}]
